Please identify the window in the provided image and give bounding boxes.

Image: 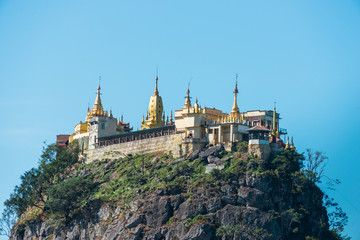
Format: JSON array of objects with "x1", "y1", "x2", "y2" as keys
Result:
[{"x1": 101, "y1": 123, "x2": 105, "y2": 129}]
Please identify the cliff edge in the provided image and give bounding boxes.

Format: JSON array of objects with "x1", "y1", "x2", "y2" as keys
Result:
[{"x1": 8, "y1": 143, "x2": 338, "y2": 240}]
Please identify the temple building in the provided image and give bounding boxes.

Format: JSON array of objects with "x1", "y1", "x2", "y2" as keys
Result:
[
  {"x1": 69, "y1": 83, "x2": 131, "y2": 150},
  {"x1": 61, "y1": 74, "x2": 293, "y2": 162},
  {"x1": 206, "y1": 80, "x2": 248, "y2": 145}
]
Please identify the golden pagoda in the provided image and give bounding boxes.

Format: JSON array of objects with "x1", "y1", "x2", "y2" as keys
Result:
[
  {"x1": 285, "y1": 135, "x2": 290, "y2": 149},
  {"x1": 183, "y1": 87, "x2": 192, "y2": 109},
  {"x1": 228, "y1": 79, "x2": 242, "y2": 122},
  {"x1": 193, "y1": 98, "x2": 201, "y2": 113},
  {"x1": 290, "y1": 136, "x2": 296, "y2": 149},
  {"x1": 87, "y1": 84, "x2": 107, "y2": 119},
  {"x1": 141, "y1": 75, "x2": 165, "y2": 130},
  {"x1": 70, "y1": 84, "x2": 107, "y2": 141}
]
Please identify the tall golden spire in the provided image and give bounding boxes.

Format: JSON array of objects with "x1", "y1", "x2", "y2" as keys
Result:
[
  {"x1": 71, "y1": 82, "x2": 108, "y2": 141},
  {"x1": 228, "y1": 75, "x2": 242, "y2": 122},
  {"x1": 141, "y1": 75, "x2": 165, "y2": 130},
  {"x1": 231, "y1": 78, "x2": 239, "y2": 113},
  {"x1": 91, "y1": 84, "x2": 105, "y2": 116},
  {"x1": 183, "y1": 85, "x2": 192, "y2": 109}
]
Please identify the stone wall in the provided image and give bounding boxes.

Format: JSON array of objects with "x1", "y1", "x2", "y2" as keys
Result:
[
  {"x1": 85, "y1": 133, "x2": 183, "y2": 163},
  {"x1": 248, "y1": 144, "x2": 271, "y2": 161},
  {"x1": 181, "y1": 138, "x2": 207, "y2": 157}
]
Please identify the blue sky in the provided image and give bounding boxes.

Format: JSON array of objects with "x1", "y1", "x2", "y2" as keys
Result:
[{"x1": 0, "y1": 0, "x2": 359, "y2": 238}]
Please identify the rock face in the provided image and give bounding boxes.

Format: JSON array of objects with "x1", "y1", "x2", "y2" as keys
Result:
[
  {"x1": 10, "y1": 175, "x2": 329, "y2": 240},
  {"x1": 10, "y1": 148, "x2": 332, "y2": 240}
]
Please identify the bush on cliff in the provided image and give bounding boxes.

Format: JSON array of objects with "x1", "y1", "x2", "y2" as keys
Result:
[{"x1": 46, "y1": 176, "x2": 98, "y2": 222}]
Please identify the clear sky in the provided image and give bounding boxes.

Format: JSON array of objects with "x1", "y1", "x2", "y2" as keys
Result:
[{"x1": 0, "y1": 0, "x2": 359, "y2": 239}]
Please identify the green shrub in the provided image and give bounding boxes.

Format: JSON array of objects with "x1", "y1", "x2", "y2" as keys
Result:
[
  {"x1": 236, "y1": 141, "x2": 248, "y2": 153},
  {"x1": 46, "y1": 176, "x2": 98, "y2": 221}
]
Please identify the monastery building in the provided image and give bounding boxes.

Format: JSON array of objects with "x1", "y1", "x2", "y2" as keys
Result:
[{"x1": 58, "y1": 75, "x2": 295, "y2": 162}]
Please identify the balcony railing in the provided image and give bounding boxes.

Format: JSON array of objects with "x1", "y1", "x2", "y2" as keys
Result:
[{"x1": 96, "y1": 125, "x2": 176, "y2": 148}]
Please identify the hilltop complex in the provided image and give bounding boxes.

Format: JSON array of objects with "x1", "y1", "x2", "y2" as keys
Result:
[{"x1": 57, "y1": 75, "x2": 295, "y2": 162}]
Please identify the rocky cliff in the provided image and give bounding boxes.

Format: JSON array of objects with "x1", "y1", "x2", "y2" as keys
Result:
[{"x1": 10, "y1": 144, "x2": 335, "y2": 240}]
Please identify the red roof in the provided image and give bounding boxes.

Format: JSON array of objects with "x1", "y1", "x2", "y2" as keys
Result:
[
  {"x1": 56, "y1": 135, "x2": 70, "y2": 145},
  {"x1": 246, "y1": 125, "x2": 271, "y2": 132}
]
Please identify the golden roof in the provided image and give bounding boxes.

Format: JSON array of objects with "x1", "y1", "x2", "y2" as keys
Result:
[
  {"x1": 141, "y1": 75, "x2": 165, "y2": 129},
  {"x1": 91, "y1": 84, "x2": 105, "y2": 116},
  {"x1": 85, "y1": 84, "x2": 108, "y2": 123}
]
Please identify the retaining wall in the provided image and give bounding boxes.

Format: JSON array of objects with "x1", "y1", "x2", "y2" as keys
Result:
[{"x1": 85, "y1": 133, "x2": 183, "y2": 163}]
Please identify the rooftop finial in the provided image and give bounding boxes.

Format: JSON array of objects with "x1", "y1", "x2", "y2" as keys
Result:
[
  {"x1": 184, "y1": 82, "x2": 192, "y2": 108},
  {"x1": 154, "y1": 72, "x2": 159, "y2": 96},
  {"x1": 285, "y1": 135, "x2": 290, "y2": 149},
  {"x1": 234, "y1": 74, "x2": 239, "y2": 94},
  {"x1": 231, "y1": 75, "x2": 239, "y2": 113},
  {"x1": 290, "y1": 136, "x2": 296, "y2": 149},
  {"x1": 187, "y1": 78, "x2": 192, "y2": 96},
  {"x1": 98, "y1": 76, "x2": 101, "y2": 90},
  {"x1": 91, "y1": 80, "x2": 104, "y2": 116}
]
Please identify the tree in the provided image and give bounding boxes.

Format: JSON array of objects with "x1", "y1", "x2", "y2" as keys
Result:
[
  {"x1": 4, "y1": 142, "x2": 80, "y2": 217},
  {"x1": 303, "y1": 149, "x2": 327, "y2": 183},
  {"x1": 268, "y1": 148, "x2": 305, "y2": 175},
  {"x1": 5, "y1": 167, "x2": 46, "y2": 215},
  {"x1": 302, "y1": 150, "x2": 349, "y2": 239},
  {"x1": 0, "y1": 208, "x2": 17, "y2": 237},
  {"x1": 323, "y1": 195, "x2": 350, "y2": 240},
  {"x1": 45, "y1": 176, "x2": 97, "y2": 221},
  {"x1": 39, "y1": 142, "x2": 80, "y2": 184}
]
